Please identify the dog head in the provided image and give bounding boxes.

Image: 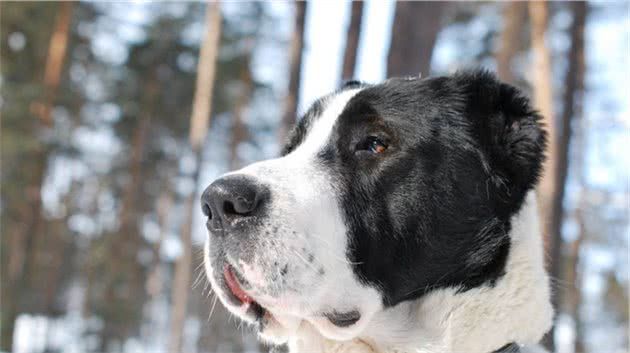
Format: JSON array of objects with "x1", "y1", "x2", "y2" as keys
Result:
[{"x1": 201, "y1": 70, "x2": 547, "y2": 346}]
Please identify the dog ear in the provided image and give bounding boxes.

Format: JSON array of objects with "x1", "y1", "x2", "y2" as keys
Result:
[
  {"x1": 340, "y1": 79, "x2": 364, "y2": 90},
  {"x1": 455, "y1": 70, "x2": 547, "y2": 207}
]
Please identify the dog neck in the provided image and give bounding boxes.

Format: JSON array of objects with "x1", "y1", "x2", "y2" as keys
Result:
[{"x1": 288, "y1": 192, "x2": 553, "y2": 353}]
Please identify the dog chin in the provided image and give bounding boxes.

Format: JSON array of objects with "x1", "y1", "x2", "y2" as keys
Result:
[
  {"x1": 258, "y1": 310, "x2": 371, "y2": 345},
  {"x1": 214, "y1": 274, "x2": 372, "y2": 345},
  {"x1": 230, "y1": 291, "x2": 367, "y2": 344}
]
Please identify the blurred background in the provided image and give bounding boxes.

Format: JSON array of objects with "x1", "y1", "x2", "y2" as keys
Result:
[{"x1": 1, "y1": 1, "x2": 628, "y2": 353}]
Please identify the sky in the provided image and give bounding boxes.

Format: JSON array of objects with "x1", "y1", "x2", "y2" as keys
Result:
[{"x1": 299, "y1": 0, "x2": 395, "y2": 113}]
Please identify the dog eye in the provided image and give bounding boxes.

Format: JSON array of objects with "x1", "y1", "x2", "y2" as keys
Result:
[{"x1": 356, "y1": 136, "x2": 388, "y2": 154}]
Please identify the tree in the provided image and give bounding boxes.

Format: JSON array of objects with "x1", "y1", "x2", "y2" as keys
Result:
[
  {"x1": 99, "y1": 75, "x2": 157, "y2": 351},
  {"x1": 528, "y1": 2, "x2": 557, "y2": 349},
  {"x1": 495, "y1": 2, "x2": 527, "y2": 85},
  {"x1": 145, "y1": 188, "x2": 175, "y2": 331},
  {"x1": 81, "y1": 4, "x2": 209, "y2": 349},
  {"x1": 341, "y1": 1, "x2": 364, "y2": 82},
  {"x1": 529, "y1": 1, "x2": 556, "y2": 252},
  {"x1": 279, "y1": 1, "x2": 307, "y2": 144},
  {"x1": 168, "y1": 2, "x2": 222, "y2": 352},
  {"x1": 530, "y1": 1, "x2": 588, "y2": 350},
  {"x1": 560, "y1": 3, "x2": 587, "y2": 353},
  {"x1": 229, "y1": 66, "x2": 253, "y2": 170},
  {"x1": 387, "y1": 1, "x2": 447, "y2": 77},
  {"x1": 0, "y1": 2, "x2": 73, "y2": 349}
]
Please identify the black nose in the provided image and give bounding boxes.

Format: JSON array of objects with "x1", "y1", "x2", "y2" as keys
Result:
[{"x1": 201, "y1": 175, "x2": 269, "y2": 231}]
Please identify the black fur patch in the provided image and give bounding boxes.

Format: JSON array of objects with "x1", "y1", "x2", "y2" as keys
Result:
[{"x1": 285, "y1": 70, "x2": 546, "y2": 307}]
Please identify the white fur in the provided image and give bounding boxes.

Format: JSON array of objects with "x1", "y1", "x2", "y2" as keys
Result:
[{"x1": 286, "y1": 192, "x2": 553, "y2": 353}]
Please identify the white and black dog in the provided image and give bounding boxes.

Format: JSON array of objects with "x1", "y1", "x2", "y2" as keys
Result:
[{"x1": 201, "y1": 70, "x2": 553, "y2": 353}]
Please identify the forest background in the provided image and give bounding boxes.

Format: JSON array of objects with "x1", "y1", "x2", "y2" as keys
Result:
[{"x1": 1, "y1": 1, "x2": 628, "y2": 353}]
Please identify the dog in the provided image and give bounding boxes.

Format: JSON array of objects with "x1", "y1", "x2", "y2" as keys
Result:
[{"x1": 201, "y1": 70, "x2": 553, "y2": 353}]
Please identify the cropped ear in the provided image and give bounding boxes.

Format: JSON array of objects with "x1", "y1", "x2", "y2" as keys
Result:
[{"x1": 455, "y1": 70, "x2": 547, "y2": 209}]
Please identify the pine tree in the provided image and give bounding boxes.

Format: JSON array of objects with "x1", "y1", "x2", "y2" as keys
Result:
[
  {"x1": 279, "y1": 1, "x2": 307, "y2": 144},
  {"x1": 168, "y1": 2, "x2": 222, "y2": 352},
  {"x1": 387, "y1": 1, "x2": 447, "y2": 77},
  {"x1": 341, "y1": 1, "x2": 364, "y2": 81}
]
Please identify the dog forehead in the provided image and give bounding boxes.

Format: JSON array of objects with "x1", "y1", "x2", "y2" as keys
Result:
[{"x1": 290, "y1": 88, "x2": 363, "y2": 158}]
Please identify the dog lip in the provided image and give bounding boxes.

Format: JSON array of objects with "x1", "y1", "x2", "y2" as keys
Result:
[
  {"x1": 324, "y1": 310, "x2": 361, "y2": 327},
  {"x1": 217, "y1": 263, "x2": 268, "y2": 325},
  {"x1": 223, "y1": 264, "x2": 254, "y2": 305}
]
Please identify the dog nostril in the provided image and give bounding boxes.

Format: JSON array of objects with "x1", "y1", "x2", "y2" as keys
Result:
[
  {"x1": 204, "y1": 176, "x2": 269, "y2": 224},
  {"x1": 223, "y1": 200, "x2": 237, "y2": 216},
  {"x1": 202, "y1": 203, "x2": 213, "y2": 219}
]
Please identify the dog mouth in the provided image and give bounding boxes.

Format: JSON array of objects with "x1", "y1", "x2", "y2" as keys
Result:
[
  {"x1": 223, "y1": 264, "x2": 254, "y2": 305},
  {"x1": 217, "y1": 261, "x2": 367, "y2": 343},
  {"x1": 222, "y1": 263, "x2": 267, "y2": 322}
]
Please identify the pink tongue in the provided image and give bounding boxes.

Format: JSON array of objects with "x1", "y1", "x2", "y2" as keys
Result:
[{"x1": 223, "y1": 265, "x2": 253, "y2": 305}]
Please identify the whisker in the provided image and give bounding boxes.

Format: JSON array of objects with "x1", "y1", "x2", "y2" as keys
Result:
[
  {"x1": 192, "y1": 269, "x2": 206, "y2": 289},
  {"x1": 292, "y1": 249, "x2": 319, "y2": 273},
  {"x1": 203, "y1": 281, "x2": 214, "y2": 298},
  {"x1": 208, "y1": 294, "x2": 219, "y2": 322}
]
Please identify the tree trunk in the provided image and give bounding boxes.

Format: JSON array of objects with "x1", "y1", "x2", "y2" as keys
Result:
[
  {"x1": 567, "y1": 207, "x2": 585, "y2": 353},
  {"x1": 532, "y1": 1, "x2": 587, "y2": 350},
  {"x1": 561, "y1": 3, "x2": 587, "y2": 353},
  {"x1": 1, "y1": 3, "x2": 73, "y2": 350},
  {"x1": 100, "y1": 96, "x2": 154, "y2": 350},
  {"x1": 387, "y1": 1, "x2": 447, "y2": 77},
  {"x1": 34, "y1": 1, "x2": 74, "y2": 127},
  {"x1": 147, "y1": 190, "x2": 175, "y2": 301},
  {"x1": 168, "y1": 2, "x2": 222, "y2": 352},
  {"x1": 229, "y1": 67, "x2": 253, "y2": 170},
  {"x1": 553, "y1": 0, "x2": 586, "y2": 251},
  {"x1": 529, "y1": 0, "x2": 556, "y2": 254},
  {"x1": 279, "y1": 1, "x2": 307, "y2": 144},
  {"x1": 495, "y1": 2, "x2": 526, "y2": 84},
  {"x1": 341, "y1": 1, "x2": 364, "y2": 82},
  {"x1": 529, "y1": 2, "x2": 557, "y2": 349}
]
